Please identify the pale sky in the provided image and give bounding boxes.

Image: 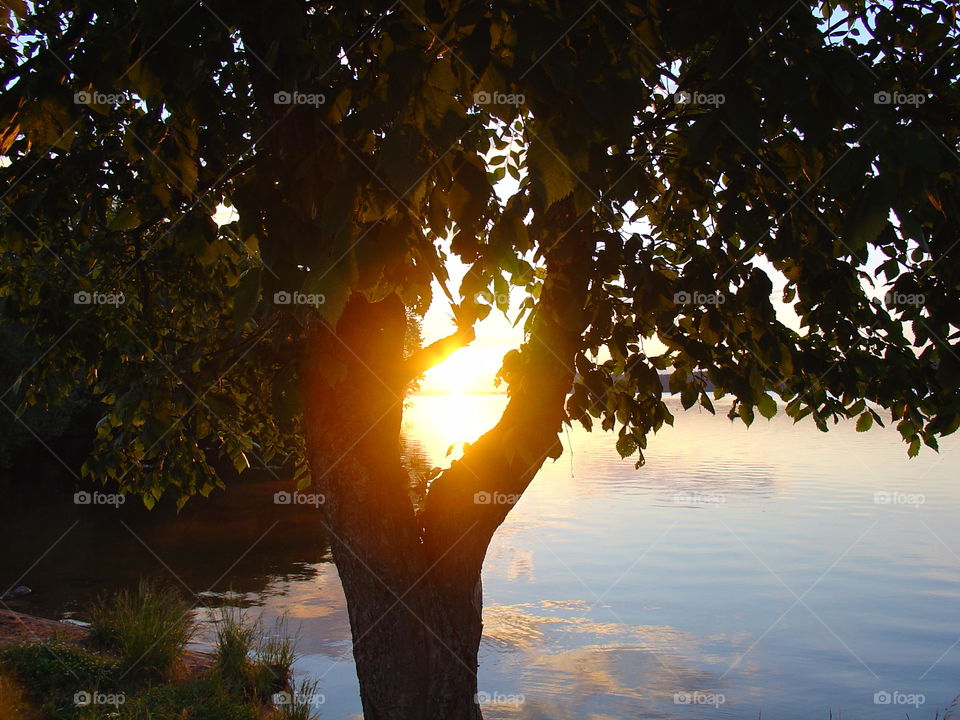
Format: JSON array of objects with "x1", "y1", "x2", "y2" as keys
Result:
[{"x1": 418, "y1": 260, "x2": 522, "y2": 394}]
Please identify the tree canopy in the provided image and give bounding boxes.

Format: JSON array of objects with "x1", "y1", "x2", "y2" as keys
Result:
[{"x1": 2, "y1": 0, "x2": 959, "y2": 507}]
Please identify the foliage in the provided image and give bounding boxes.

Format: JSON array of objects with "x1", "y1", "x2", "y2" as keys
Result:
[
  {"x1": 0, "y1": 314, "x2": 93, "y2": 468},
  {"x1": 1, "y1": 640, "x2": 257, "y2": 720},
  {"x1": 87, "y1": 579, "x2": 195, "y2": 680},
  {"x1": 0, "y1": 0, "x2": 958, "y2": 506},
  {"x1": 113, "y1": 677, "x2": 261, "y2": 720},
  {"x1": 0, "y1": 640, "x2": 121, "y2": 719},
  {"x1": 1, "y1": 586, "x2": 305, "y2": 720}
]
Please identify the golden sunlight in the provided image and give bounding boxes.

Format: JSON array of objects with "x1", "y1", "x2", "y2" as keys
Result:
[
  {"x1": 418, "y1": 342, "x2": 507, "y2": 395},
  {"x1": 403, "y1": 393, "x2": 508, "y2": 466}
]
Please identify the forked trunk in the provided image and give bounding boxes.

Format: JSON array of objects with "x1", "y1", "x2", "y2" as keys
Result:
[
  {"x1": 301, "y1": 294, "x2": 485, "y2": 719},
  {"x1": 300, "y1": 214, "x2": 593, "y2": 718}
]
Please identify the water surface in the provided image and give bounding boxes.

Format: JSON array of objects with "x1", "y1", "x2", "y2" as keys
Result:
[{"x1": 2, "y1": 394, "x2": 958, "y2": 719}]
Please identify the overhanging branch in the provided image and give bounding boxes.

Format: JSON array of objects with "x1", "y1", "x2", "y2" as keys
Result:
[
  {"x1": 402, "y1": 324, "x2": 475, "y2": 382},
  {"x1": 420, "y1": 209, "x2": 597, "y2": 572}
]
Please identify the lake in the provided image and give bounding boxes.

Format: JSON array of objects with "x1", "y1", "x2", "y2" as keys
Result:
[{"x1": 2, "y1": 393, "x2": 959, "y2": 719}]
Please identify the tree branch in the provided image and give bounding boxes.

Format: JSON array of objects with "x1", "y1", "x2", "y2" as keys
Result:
[
  {"x1": 420, "y1": 209, "x2": 597, "y2": 573},
  {"x1": 402, "y1": 323, "x2": 475, "y2": 382}
]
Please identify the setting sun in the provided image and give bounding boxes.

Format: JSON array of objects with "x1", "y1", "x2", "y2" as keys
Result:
[
  {"x1": 419, "y1": 343, "x2": 506, "y2": 395},
  {"x1": 416, "y1": 274, "x2": 522, "y2": 396}
]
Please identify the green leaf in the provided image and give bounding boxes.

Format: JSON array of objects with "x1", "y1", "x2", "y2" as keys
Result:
[
  {"x1": 908, "y1": 436, "x2": 921, "y2": 458},
  {"x1": 230, "y1": 449, "x2": 249, "y2": 473},
  {"x1": 304, "y1": 251, "x2": 357, "y2": 327},
  {"x1": 109, "y1": 204, "x2": 141, "y2": 231},
  {"x1": 757, "y1": 393, "x2": 777, "y2": 420},
  {"x1": 856, "y1": 413, "x2": 873, "y2": 432},
  {"x1": 528, "y1": 132, "x2": 576, "y2": 208},
  {"x1": 843, "y1": 183, "x2": 890, "y2": 255},
  {"x1": 232, "y1": 267, "x2": 261, "y2": 328},
  {"x1": 616, "y1": 432, "x2": 637, "y2": 458},
  {"x1": 493, "y1": 273, "x2": 509, "y2": 314}
]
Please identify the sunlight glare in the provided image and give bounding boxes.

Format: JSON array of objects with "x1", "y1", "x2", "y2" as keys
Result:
[
  {"x1": 403, "y1": 394, "x2": 508, "y2": 466},
  {"x1": 419, "y1": 342, "x2": 506, "y2": 395}
]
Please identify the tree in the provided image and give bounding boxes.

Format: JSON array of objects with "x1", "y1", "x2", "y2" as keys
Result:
[{"x1": 2, "y1": 0, "x2": 959, "y2": 716}]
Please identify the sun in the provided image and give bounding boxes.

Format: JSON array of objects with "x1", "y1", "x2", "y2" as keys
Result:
[{"x1": 419, "y1": 343, "x2": 505, "y2": 395}]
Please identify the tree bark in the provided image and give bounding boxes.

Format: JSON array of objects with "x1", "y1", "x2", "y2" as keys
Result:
[
  {"x1": 301, "y1": 293, "x2": 483, "y2": 719},
  {"x1": 300, "y1": 216, "x2": 595, "y2": 719}
]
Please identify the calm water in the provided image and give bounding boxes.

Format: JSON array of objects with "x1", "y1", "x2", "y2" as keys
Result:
[{"x1": 2, "y1": 394, "x2": 959, "y2": 719}]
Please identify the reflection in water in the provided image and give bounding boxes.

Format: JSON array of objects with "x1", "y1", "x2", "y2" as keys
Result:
[
  {"x1": 0, "y1": 466, "x2": 331, "y2": 618},
  {"x1": 480, "y1": 601, "x2": 752, "y2": 720},
  {"x1": 2, "y1": 394, "x2": 960, "y2": 719}
]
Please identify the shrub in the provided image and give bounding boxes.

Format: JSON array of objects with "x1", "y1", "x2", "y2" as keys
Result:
[{"x1": 0, "y1": 641, "x2": 121, "y2": 719}]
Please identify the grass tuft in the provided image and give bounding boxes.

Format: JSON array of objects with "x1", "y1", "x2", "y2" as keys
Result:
[
  {"x1": 213, "y1": 609, "x2": 299, "y2": 701},
  {"x1": 269, "y1": 678, "x2": 323, "y2": 720},
  {"x1": 88, "y1": 579, "x2": 194, "y2": 680},
  {"x1": 214, "y1": 607, "x2": 261, "y2": 690},
  {"x1": 255, "y1": 615, "x2": 299, "y2": 697}
]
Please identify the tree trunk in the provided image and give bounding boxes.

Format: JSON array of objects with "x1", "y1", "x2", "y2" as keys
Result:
[
  {"x1": 337, "y1": 555, "x2": 482, "y2": 720},
  {"x1": 331, "y1": 543, "x2": 484, "y2": 720},
  {"x1": 300, "y1": 212, "x2": 595, "y2": 718},
  {"x1": 301, "y1": 293, "x2": 484, "y2": 719}
]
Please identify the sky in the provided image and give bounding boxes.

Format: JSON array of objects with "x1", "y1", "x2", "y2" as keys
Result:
[{"x1": 418, "y1": 262, "x2": 521, "y2": 394}]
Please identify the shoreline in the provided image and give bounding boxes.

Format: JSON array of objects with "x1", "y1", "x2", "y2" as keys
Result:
[{"x1": 0, "y1": 608, "x2": 215, "y2": 676}]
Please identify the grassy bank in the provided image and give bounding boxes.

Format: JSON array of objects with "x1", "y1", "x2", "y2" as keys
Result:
[{"x1": 0, "y1": 581, "x2": 319, "y2": 720}]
